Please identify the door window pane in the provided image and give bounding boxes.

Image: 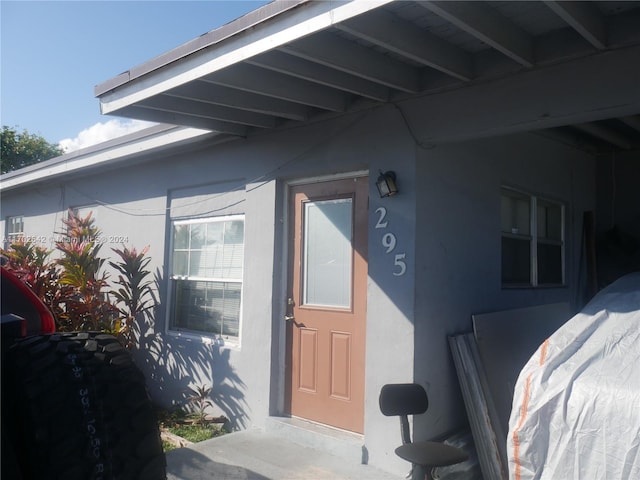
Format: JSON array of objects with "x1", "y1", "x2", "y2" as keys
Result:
[{"x1": 303, "y1": 199, "x2": 352, "y2": 308}]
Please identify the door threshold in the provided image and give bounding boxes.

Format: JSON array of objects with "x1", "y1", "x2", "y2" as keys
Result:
[{"x1": 278, "y1": 415, "x2": 363, "y2": 438}]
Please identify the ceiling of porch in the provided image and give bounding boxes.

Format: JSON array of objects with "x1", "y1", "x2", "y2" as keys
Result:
[{"x1": 95, "y1": 0, "x2": 640, "y2": 153}]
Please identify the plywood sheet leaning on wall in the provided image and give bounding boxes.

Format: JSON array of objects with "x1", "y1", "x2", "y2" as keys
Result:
[{"x1": 450, "y1": 302, "x2": 571, "y2": 479}]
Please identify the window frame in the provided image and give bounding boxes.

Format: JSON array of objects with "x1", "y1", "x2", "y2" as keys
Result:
[
  {"x1": 501, "y1": 187, "x2": 565, "y2": 288},
  {"x1": 167, "y1": 214, "x2": 245, "y2": 344},
  {"x1": 6, "y1": 215, "x2": 24, "y2": 243}
]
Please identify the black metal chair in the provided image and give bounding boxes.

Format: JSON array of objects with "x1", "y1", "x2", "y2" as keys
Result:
[{"x1": 379, "y1": 383, "x2": 468, "y2": 480}]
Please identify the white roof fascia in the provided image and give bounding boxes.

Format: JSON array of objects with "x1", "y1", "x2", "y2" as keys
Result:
[
  {"x1": 0, "y1": 126, "x2": 212, "y2": 192},
  {"x1": 98, "y1": 0, "x2": 395, "y2": 115}
]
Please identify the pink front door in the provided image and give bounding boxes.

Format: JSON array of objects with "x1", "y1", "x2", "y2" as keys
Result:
[{"x1": 286, "y1": 177, "x2": 368, "y2": 433}]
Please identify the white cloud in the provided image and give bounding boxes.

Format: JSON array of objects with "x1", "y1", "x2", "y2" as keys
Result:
[{"x1": 59, "y1": 119, "x2": 155, "y2": 153}]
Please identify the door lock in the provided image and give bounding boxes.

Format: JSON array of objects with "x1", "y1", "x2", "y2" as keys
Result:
[{"x1": 285, "y1": 297, "x2": 295, "y2": 322}]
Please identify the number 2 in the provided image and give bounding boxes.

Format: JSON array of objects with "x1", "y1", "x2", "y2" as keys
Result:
[{"x1": 375, "y1": 207, "x2": 388, "y2": 229}]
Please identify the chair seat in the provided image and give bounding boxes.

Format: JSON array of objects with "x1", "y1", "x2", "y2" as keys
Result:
[{"x1": 395, "y1": 441, "x2": 468, "y2": 467}]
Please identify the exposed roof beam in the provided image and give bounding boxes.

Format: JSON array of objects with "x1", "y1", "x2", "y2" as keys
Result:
[
  {"x1": 620, "y1": 115, "x2": 640, "y2": 133},
  {"x1": 573, "y1": 122, "x2": 631, "y2": 150},
  {"x1": 202, "y1": 63, "x2": 349, "y2": 112},
  {"x1": 544, "y1": 1, "x2": 606, "y2": 50},
  {"x1": 247, "y1": 50, "x2": 390, "y2": 102},
  {"x1": 534, "y1": 128, "x2": 601, "y2": 153},
  {"x1": 165, "y1": 82, "x2": 311, "y2": 122},
  {"x1": 281, "y1": 31, "x2": 421, "y2": 93},
  {"x1": 97, "y1": 0, "x2": 395, "y2": 114},
  {"x1": 420, "y1": 1, "x2": 534, "y2": 67},
  {"x1": 138, "y1": 95, "x2": 279, "y2": 129},
  {"x1": 116, "y1": 107, "x2": 249, "y2": 136},
  {"x1": 397, "y1": 44, "x2": 640, "y2": 143},
  {"x1": 336, "y1": 9, "x2": 473, "y2": 82}
]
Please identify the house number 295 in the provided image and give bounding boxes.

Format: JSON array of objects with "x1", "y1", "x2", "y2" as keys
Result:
[{"x1": 375, "y1": 207, "x2": 406, "y2": 276}]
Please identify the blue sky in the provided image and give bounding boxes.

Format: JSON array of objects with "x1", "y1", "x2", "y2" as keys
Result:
[{"x1": 1, "y1": 1, "x2": 269, "y2": 151}]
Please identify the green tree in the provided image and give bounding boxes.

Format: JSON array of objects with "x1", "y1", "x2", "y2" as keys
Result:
[{"x1": 1, "y1": 125, "x2": 64, "y2": 174}]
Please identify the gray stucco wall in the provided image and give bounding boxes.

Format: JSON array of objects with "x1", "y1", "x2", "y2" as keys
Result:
[
  {"x1": 595, "y1": 150, "x2": 640, "y2": 288},
  {"x1": 413, "y1": 133, "x2": 597, "y2": 445},
  {"x1": 4, "y1": 103, "x2": 633, "y2": 476}
]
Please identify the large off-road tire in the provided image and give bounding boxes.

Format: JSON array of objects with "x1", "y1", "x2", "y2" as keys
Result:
[{"x1": 4, "y1": 332, "x2": 166, "y2": 480}]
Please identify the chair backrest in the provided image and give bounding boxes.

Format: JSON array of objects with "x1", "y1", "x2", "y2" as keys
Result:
[
  {"x1": 379, "y1": 383, "x2": 429, "y2": 417},
  {"x1": 380, "y1": 383, "x2": 429, "y2": 445}
]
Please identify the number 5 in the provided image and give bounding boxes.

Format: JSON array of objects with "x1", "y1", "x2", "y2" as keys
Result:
[{"x1": 393, "y1": 253, "x2": 406, "y2": 276}]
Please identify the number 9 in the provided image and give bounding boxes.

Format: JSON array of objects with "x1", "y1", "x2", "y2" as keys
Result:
[{"x1": 382, "y1": 233, "x2": 396, "y2": 253}]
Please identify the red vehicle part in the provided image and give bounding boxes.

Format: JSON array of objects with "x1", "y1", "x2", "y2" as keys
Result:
[{"x1": 0, "y1": 267, "x2": 55, "y2": 336}]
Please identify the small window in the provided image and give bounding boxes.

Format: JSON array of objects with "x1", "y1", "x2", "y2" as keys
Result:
[
  {"x1": 169, "y1": 216, "x2": 244, "y2": 339},
  {"x1": 6, "y1": 215, "x2": 24, "y2": 243},
  {"x1": 501, "y1": 188, "x2": 564, "y2": 287}
]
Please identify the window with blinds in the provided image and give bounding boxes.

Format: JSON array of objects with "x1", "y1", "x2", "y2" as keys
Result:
[{"x1": 169, "y1": 216, "x2": 244, "y2": 338}]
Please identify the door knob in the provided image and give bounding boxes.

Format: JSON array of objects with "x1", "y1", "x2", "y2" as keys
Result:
[{"x1": 285, "y1": 297, "x2": 295, "y2": 322}]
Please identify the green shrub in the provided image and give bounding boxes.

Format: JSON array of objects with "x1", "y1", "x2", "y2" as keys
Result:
[
  {"x1": 1, "y1": 209, "x2": 154, "y2": 348},
  {"x1": 109, "y1": 245, "x2": 153, "y2": 349},
  {"x1": 168, "y1": 424, "x2": 224, "y2": 443}
]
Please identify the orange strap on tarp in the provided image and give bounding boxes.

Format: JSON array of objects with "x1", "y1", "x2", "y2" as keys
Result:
[{"x1": 511, "y1": 339, "x2": 549, "y2": 480}]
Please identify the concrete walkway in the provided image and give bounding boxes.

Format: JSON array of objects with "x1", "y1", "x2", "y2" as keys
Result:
[{"x1": 166, "y1": 428, "x2": 403, "y2": 480}]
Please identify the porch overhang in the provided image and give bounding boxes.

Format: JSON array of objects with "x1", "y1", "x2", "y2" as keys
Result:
[{"x1": 95, "y1": 0, "x2": 640, "y2": 152}]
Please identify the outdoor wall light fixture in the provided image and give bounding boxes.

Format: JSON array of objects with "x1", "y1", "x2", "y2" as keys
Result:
[{"x1": 376, "y1": 170, "x2": 398, "y2": 198}]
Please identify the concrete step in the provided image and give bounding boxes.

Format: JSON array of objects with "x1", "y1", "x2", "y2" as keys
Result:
[{"x1": 265, "y1": 416, "x2": 366, "y2": 465}]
